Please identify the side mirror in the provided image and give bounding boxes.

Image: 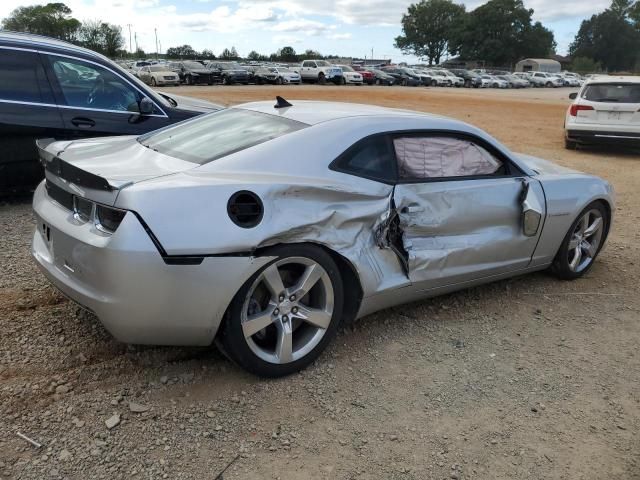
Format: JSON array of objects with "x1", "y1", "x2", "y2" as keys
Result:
[
  {"x1": 139, "y1": 97, "x2": 154, "y2": 115},
  {"x1": 569, "y1": 92, "x2": 578, "y2": 100}
]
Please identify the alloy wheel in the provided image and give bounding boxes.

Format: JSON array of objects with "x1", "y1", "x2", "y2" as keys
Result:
[
  {"x1": 241, "y1": 257, "x2": 334, "y2": 365},
  {"x1": 567, "y1": 209, "x2": 604, "y2": 272}
]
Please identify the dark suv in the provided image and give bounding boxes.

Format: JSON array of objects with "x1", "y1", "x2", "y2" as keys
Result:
[
  {"x1": 448, "y1": 69, "x2": 483, "y2": 88},
  {"x1": 167, "y1": 61, "x2": 218, "y2": 85},
  {"x1": 205, "y1": 62, "x2": 250, "y2": 85},
  {"x1": 381, "y1": 67, "x2": 422, "y2": 86},
  {"x1": 0, "y1": 32, "x2": 222, "y2": 193}
]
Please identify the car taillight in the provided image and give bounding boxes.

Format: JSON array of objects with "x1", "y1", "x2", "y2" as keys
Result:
[
  {"x1": 95, "y1": 205, "x2": 127, "y2": 234},
  {"x1": 569, "y1": 105, "x2": 594, "y2": 116}
]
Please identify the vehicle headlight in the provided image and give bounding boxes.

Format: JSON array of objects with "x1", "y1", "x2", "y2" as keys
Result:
[{"x1": 95, "y1": 205, "x2": 127, "y2": 234}]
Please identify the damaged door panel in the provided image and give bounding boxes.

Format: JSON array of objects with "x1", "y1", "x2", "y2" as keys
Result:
[
  {"x1": 390, "y1": 177, "x2": 546, "y2": 288},
  {"x1": 373, "y1": 192, "x2": 409, "y2": 276}
]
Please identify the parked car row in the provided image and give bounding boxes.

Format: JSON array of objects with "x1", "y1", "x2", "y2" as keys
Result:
[{"x1": 118, "y1": 57, "x2": 586, "y2": 90}]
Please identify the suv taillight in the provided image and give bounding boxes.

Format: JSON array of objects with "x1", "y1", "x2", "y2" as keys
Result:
[{"x1": 570, "y1": 105, "x2": 594, "y2": 116}]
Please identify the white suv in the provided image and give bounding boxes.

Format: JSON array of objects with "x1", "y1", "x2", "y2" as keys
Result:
[
  {"x1": 528, "y1": 71, "x2": 564, "y2": 87},
  {"x1": 564, "y1": 76, "x2": 640, "y2": 149}
]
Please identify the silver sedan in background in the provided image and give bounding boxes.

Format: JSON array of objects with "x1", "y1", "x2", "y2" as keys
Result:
[{"x1": 32, "y1": 99, "x2": 614, "y2": 377}]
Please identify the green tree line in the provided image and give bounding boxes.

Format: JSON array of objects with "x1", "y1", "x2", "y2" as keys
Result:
[{"x1": 395, "y1": 0, "x2": 640, "y2": 72}]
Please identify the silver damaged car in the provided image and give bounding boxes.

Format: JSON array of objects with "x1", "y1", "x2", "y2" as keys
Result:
[{"x1": 32, "y1": 98, "x2": 615, "y2": 377}]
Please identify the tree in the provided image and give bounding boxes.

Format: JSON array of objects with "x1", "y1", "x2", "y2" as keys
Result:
[
  {"x1": 394, "y1": 0, "x2": 466, "y2": 65},
  {"x1": 569, "y1": 7, "x2": 640, "y2": 71},
  {"x1": 276, "y1": 46, "x2": 298, "y2": 62},
  {"x1": 570, "y1": 56, "x2": 602, "y2": 74},
  {"x1": 220, "y1": 47, "x2": 239, "y2": 60},
  {"x1": 299, "y1": 49, "x2": 322, "y2": 60},
  {"x1": 456, "y1": 0, "x2": 555, "y2": 67},
  {"x1": 166, "y1": 44, "x2": 197, "y2": 58},
  {"x1": 201, "y1": 49, "x2": 216, "y2": 59},
  {"x1": 1, "y1": 2, "x2": 80, "y2": 41},
  {"x1": 247, "y1": 50, "x2": 268, "y2": 61},
  {"x1": 77, "y1": 20, "x2": 124, "y2": 57}
]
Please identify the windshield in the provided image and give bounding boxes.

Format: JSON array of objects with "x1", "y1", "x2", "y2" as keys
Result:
[
  {"x1": 222, "y1": 63, "x2": 242, "y2": 69},
  {"x1": 340, "y1": 65, "x2": 354, "y2": 72},
  {"x1": 149, "y1": 65, "x2": 167, "y2": 72},
  {"x1": 316, "y1": 61, "x2": 330, "y2": 67},
  {"x1": 582, "y1": 83, "x2": 640, "y2": 103},
  {"x1": 138, "y1": 109, "x2": 307, "y2": 164},
  {"x1": 183, "y1": 61, "x2": 204, "y2": 69}
]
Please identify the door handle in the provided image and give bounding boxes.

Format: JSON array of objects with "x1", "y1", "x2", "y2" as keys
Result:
[
  {"x1": 401, "y1": 204, "x2": 424, "y2": 214},
  {"x1": 71, "y1": 117, "x2": 95, "y2": 128}
]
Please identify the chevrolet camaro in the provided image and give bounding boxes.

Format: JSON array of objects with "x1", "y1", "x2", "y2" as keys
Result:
[{"x1": 32, "y1": 98, "x2": 614, "y2": 377}]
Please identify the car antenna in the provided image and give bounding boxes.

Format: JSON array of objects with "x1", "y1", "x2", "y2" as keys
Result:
[{"x1": 274, "y1": 96, "x2": 292, "y2": 109}]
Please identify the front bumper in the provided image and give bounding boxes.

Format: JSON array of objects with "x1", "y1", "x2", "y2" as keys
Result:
[
  {"x1": 31, "y1": 182, "x2": 273, "y2": 346},
  {"x1": 156, "y1": 78, "x2": 180, "y2": 85}
]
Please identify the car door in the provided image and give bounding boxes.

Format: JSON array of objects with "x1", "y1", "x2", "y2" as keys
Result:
[
  {"x1": 42, "y1": 53, "x2": 171, "y2": 138},
  {"x1": 390, "y1": 133, "x2": 545, "y2": 289},
  {"x1": 0, "y1": 48, "x2": 65, "y2": 191},
  {"x1": 138, "y1": 66, "x2": 151, "y2": 84}
]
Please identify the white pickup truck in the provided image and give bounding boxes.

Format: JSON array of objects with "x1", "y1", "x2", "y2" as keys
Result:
[{"x1": 296, "y1": 60, "x2": 343, "y2": 84}]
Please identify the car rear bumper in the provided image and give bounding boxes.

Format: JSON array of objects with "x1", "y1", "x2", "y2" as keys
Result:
[
  {"x1": 566, "y1": 128, "x2": 640, "y2": 145},
  {"x1": 31, "y1": 181, "x2": 272, "y2": 346}
]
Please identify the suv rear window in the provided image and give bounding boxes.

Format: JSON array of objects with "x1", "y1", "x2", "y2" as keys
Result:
[
  {"x1": 583, "y1": 83, "x2": 640, "y2": 103},
  {"x1": 138, "y1": 109, "x2": 307, "y2": 164}
]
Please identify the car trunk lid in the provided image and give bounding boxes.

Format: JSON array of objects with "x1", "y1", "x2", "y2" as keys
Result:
[{"x1": 38, "y1": 136, "x2": 196, "y2": 206}]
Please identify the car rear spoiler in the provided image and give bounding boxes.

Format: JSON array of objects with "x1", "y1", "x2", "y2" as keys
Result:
[{"x1": 36, "y1": 139, "x2": 129, "y2": 191}]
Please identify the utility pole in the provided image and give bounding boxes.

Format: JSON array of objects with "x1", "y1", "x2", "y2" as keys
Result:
[
  {"x1": 126, "y1": 24, "x2": 132, "y2": 54},
  {"x1": 134, "y1": 32, "x2": 138, "y2": 55},
  {"x1": 158, "y1": 40, "x2": 162, "y2": 58},
  {"x1": 371, "y1": 47, "x2": 374, "y2": 62},
  {"x1": 154, "y1": 28, "x2": 158, "y2": 60}
]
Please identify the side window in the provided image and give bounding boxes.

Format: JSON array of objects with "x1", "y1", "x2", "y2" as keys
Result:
[
  {"x1": 394, "y1": 136, "x2": 504, "y2": 180},
  {"x1": 0, "y1": 50, "x2": 53, "y2": 103},
  {"x1": 47, "y1": 55, "x2": 142, "y2": 112},
  {"x1": 332, "y1": 135, "x2": 396, "y2": 183}
]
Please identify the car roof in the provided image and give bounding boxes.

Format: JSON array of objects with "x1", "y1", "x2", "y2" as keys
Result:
[
  {"x1": 235, "y1": 100, "x2": 444, "y2": 125},
  {"x1": 585, "y1": 75, "x2": 640, "y2": 85},
  {"x1": 0, "y1": 31, "x2": 106, "y2": 60}
]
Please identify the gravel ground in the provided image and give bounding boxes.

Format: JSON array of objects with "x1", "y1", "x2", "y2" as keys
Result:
[{"x1": 1, "y1": 86, "x2": 639, "y2": 480}]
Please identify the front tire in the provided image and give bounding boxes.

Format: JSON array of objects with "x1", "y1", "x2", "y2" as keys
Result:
[
  {"x1": 218, "y1": 244, "x2": 344, "y2": 377},
  {"x1": 551, "y1": 202, "x2": 609, "y2": 280},
  {"x1": 151, "y1": 77, "x2": 157, "y2": 87}
]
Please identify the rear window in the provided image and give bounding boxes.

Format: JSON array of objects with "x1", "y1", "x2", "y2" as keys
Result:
[
  {"x1": 138, "y1": 109, "x2": 307, "y2": 164},
  {"x1": 583, "y1": 83, "x2": 640, "y2": 103}
]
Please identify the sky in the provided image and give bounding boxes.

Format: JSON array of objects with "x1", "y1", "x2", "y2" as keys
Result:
[{"x1": 0, "y1": 0, "x2": 613, "y2": 61}]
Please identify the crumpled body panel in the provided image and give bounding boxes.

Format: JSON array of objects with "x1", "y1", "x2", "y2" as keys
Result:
[{"x1": 393, "y1": 178, "x2": 545, "y2": 287}]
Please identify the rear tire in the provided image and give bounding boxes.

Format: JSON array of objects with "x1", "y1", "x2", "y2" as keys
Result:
[
  {"x1": 218, "y1": 244, "x2": 344, "y2": 377},
  {"x1": 565, "y1": 138, "x2": 577, "y2": 150},
  {"x1": 551, "y1": 202, "x2": 609, "y2": 280}
]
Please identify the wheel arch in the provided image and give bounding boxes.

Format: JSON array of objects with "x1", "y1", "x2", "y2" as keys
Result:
[{"x1": 252, "y1": 241, "x2": 364, "y2": 326}]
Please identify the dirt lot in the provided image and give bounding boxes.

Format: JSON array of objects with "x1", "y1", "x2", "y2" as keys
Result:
[{"x1": 1, "y1": 85, "x2": 639, "y2": 480}]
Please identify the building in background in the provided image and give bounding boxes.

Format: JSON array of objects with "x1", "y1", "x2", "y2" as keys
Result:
[{"x1": 515, "y1": 58, "x2": 561, "y2": 73}]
